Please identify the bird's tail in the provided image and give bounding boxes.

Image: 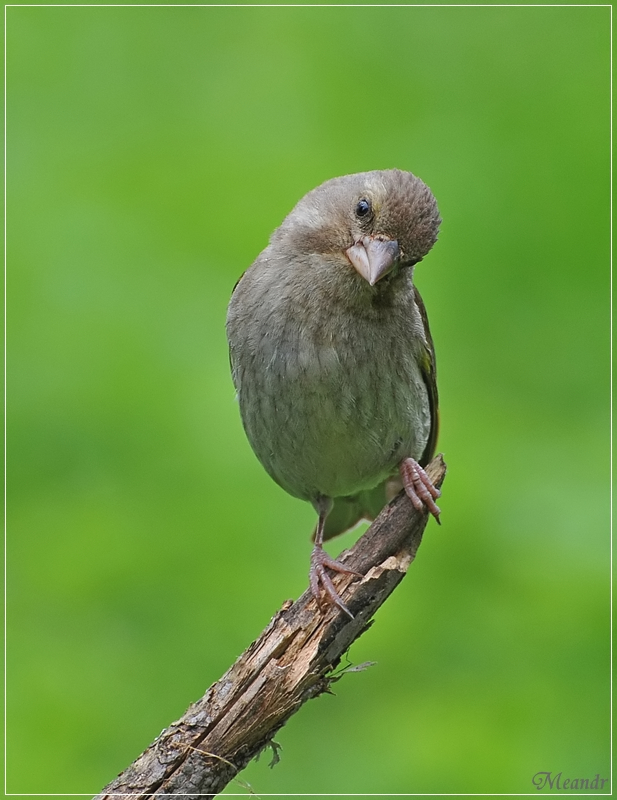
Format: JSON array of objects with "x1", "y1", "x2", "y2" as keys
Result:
[{"x1": 315, "y1": 477, "x2": 403, "y2": 542}]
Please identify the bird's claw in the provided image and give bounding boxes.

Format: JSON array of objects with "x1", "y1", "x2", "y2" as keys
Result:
[
  {"x1": 309, "y1": 546, "x2": 362, "y2": 619},
  {"x1": 399, "y1": 457, "x2": 441, "y2": 522}
]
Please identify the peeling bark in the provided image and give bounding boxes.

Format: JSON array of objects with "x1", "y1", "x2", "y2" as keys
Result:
[{"x1": 94, "y1": 455, "x2": 447, "y2": 799}]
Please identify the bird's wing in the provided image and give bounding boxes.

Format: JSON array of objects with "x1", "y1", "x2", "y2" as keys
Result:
[
  {"x1": 413, "y1": 285, "x2": 439, "y2": 467},
  {"x1": 226, "y1": 271, "x2": 247, "y2": 392}
]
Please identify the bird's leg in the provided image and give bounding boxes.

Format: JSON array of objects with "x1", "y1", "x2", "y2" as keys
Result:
[
  {"x1": 399, "y1": 457, "x2": 441, "y2": 522},
  {"x1": 309, "y1": 495, "x2": 362, "y2": 619}
]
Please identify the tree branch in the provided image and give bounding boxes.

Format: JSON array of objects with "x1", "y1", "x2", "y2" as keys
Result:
[{"x1": 94, "y1": 454, "x2": 447, "y2": 799}]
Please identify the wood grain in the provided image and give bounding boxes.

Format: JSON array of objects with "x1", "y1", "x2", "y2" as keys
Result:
[{"x1": 94, "y1": 454, "x2": 447, "y2": 799}]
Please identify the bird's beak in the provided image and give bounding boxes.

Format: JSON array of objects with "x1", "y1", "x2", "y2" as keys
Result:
[{"x1": 345, "y1": 236, "x2": 400, "y2": 286}]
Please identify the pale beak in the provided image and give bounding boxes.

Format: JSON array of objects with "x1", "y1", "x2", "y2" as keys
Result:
[{"x1": 345, "y1": 236, "x2": 400, "y2": 285}]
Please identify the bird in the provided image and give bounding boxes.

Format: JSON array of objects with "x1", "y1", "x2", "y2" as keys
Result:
[{"x1": 226, "y1": 169, "x2": 441, "y2": 617}]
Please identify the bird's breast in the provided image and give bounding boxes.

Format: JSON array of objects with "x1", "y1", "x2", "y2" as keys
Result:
[{"x1": 235, "y1": 300, "x2": 431, "y2": 503}]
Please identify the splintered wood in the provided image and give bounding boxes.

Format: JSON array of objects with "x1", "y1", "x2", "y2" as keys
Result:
[{"x1": 94, "y1": 455, "x2": 447, "y2": 800}]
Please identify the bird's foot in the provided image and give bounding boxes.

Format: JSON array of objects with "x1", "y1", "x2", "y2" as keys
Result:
[
  {"x1": 399, "y1": 457, "x2": 441, "y2": 522},
  {"x1": 309, "y1": 545, "x2": 362, "y2": 619}
]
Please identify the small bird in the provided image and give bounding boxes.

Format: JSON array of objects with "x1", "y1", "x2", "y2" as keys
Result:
[{"x1": 226, "y1": 169, "x2": 441, "y2": 617}]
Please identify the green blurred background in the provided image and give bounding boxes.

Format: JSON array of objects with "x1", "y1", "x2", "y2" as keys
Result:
[{"x1": 6, "y1": 4, "x2": 610, "y2": 796}]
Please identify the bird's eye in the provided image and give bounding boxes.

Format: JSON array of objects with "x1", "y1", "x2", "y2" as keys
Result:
[{"x1": 355, "y1": 198, "x2": 372, "y2": 218}]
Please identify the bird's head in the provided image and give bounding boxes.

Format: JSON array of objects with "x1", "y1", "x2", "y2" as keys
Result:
[{"x1": 273, "y1": 169, "x2": 441, "y2": 286}]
